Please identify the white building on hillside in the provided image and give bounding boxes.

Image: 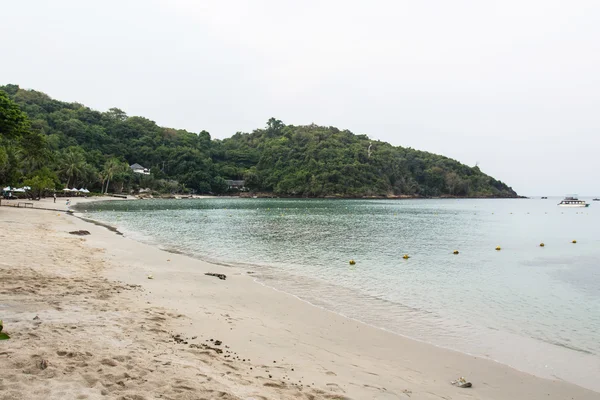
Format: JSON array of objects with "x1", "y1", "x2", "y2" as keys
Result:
[{"x1": 130, "y1": 163, "x2": 150, "y2": 175}]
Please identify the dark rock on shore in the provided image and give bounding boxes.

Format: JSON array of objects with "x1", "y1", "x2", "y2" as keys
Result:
[
  {"x1": 69, "y1": 230, "x2": 91, "y2": 236},
  {"x1": 205, "y1": 273, "x2": 226, "y2": 280}
]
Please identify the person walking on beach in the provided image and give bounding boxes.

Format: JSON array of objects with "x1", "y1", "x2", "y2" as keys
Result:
[
  {"x1": 53, "y1": 193, "x2": 56, "y2": 203},
  {"x1": 66, "y1": 199, "x2": 71, "y2": 207}
]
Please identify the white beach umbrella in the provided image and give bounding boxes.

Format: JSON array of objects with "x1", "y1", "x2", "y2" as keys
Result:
[
  {"x1": 70, "y1": 188, "x2": 79, "y2": 192},
  {"x1": 63, "y1": 188, "x2": 71, "y2": 192},
  {"x1": 2, "y1": 186, "x2": 11, "y2": 191},
  {"x1": 13, "y1": 188, "x2": 25, "y2": 193},
  {"x1": 81, "y1": 188, "x2": 90, "y2": 193}
]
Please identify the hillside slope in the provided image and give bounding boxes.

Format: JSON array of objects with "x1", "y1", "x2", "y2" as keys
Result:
[
  {"x1": 1, "y1": 85, "x2": 516, "y2": 197},
  {"x1": 214, "y1": 119, "x2": 516, "y2": 197}
]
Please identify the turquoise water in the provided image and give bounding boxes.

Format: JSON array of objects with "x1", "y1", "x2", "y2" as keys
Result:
[{"x1": 81, "y1": 198, "x2": 600, "y2": 391}]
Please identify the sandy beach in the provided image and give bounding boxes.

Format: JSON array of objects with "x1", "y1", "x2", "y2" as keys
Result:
[{"x1": 1, "y1": 198, "x2": 598, "y2": 400}]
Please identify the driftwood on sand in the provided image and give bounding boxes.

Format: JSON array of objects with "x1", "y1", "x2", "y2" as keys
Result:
[{"x1": 205, "y1": 273, "x2": 226, "y2": 280}]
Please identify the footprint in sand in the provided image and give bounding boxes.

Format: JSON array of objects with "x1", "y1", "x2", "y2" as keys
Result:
[
  {"x1": 326, "y1": 382, "x2": 345, "y2": 393},
  {"x1": 263, "y1": 382, "x2": 286, "y2": 389},
  {"x1": 100, "y1": 358, "x2": 118, "y2": 367}
]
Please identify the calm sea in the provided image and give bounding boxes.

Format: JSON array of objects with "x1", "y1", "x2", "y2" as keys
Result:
[{"x1": 81, "y1": 198, "x2": 600, "y2": 391}]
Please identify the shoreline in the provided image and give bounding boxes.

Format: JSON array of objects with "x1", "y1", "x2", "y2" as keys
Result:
[
  {"x1": 1, "y1": 201, "x2": 598, "y2": 399},
  {"x1": 71, "y1": 196, "x2": 599, "y2": 389},
  {"x1": 8, "y1": 197, "x2": 592, "y2": 389},
  {"x1": 239, "y1": 192, "x2": 526, "y2": 199}
]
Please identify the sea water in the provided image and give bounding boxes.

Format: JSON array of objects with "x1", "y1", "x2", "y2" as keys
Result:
[{"x1": 81, "y1": 198, "x2": 600, "y2": 391}]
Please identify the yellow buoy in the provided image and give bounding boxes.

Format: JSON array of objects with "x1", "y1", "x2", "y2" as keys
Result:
[
  {"x1": 495, "y1": 246, "x2": 501, "y2": 251},
  {"x1": 349, "y1": 260, "x2": 356, "y2": 265},
  {"x1": 147, "y1": 274, "x2": 154, "y2": 279},
  {"x1": 453, "y1": 250, "x2": 459, "y2": 255},
  {"x1": 572, "y1": 240, "x2": 577, "y2": 244},
  {"x1": 402, "y1": 254, "x2": 410, "y2": 259},
  {"x1": 539, "y1": 243, "x2": 545, "y2": 247}
]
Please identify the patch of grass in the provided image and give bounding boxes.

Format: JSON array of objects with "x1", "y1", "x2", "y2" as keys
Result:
[{"x1": 0, "y1": 320, "x2": 10, "y2": 340}]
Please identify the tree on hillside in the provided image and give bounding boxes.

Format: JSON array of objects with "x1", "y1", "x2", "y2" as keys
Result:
[
  {"x1": 23, "y1": 167, "x2": 59, "y2": 199},
  {"x1": 0, "y1": 91, "x2": 29, "y2": 140},
  {"x1": 102, "y1": 157, "x2": 127, "y2": 194},
  {"x1": 266, "y1": 117, "x2": 285, "y2": 137},
  {"x1": 0, "y1": 90, "x2": 45, "y2": 185},
  {"x1": 58, "y1": 148, "x2": 86, "y2": 188},
  {"x1": 19, "y1": 132, "x2": 51, "y2": 175},
  {"x1": 106, "y1": 107, "x2": 127, "y2": 122},
  {"x1": 445, "y1": 171, "x2": 461, "y2": 195},
  {"x1": 0, "y1": 146, "x2": 15, "y2": 184}
]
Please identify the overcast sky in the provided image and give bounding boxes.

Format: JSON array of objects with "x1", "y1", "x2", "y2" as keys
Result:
[{"x1": 2, "y1": 0, "x2": 599, "y2": 195}]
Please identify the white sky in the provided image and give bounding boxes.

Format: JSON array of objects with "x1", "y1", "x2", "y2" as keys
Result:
[{"x1": 2, "y1": 0, "x2": 599, "y2": 195}]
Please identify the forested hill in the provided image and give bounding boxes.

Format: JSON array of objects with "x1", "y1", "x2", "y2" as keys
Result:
[
  {"x1": 217, "y1": 121, "x2": 516, "y2": 197},
  {"x1": 0, "y1": 84, "x2": 517, "y2": 197}
]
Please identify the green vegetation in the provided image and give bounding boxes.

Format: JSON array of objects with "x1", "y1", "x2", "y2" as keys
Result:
[
  {"x1": 0, "y1": 85, "x2": 516, "y2": 198},
  {"x1": 216, "y1": 118, "x2": 516, "y2": 197},
  {"x1": 0, "y1": 320, "x2": 9, "y2": 340}
]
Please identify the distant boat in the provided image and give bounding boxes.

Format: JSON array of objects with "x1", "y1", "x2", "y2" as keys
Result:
[
  {"x1": 541, "y1": 196, "x2": 548, "y2": 199},
  {"x1": 558, "y1": 196, "x2": 589, "y2": 208},
  {"x1": 593, "y1": 198, "x2": 600, "y2": 201}
]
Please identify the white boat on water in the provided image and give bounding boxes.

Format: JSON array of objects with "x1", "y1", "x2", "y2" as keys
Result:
[{"x1": 558, "y1": 196, "x2": 589, "y2": 208}]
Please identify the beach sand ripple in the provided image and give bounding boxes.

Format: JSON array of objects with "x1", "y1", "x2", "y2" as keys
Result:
[{"x1": 0, "y1": 208, "x2": 357, "y2": 399}]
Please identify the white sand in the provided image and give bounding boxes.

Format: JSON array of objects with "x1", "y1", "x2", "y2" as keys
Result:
[{"x1": 0, "y1": 202, "x2": 598, "y2": 399}]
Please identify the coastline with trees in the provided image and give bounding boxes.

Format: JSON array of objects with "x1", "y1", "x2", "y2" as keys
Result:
[{"x1": 1, "y1": 85, "x2": 517, "y2": 199}]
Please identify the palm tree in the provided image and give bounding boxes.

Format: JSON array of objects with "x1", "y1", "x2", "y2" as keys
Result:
[
  {"x1": 58, "y1": 150, "x2": 85, "y2": 188},
  {"x1": 18, "y1": 139, "x2": 51, "y2": 175},
  {"x1": 98, "y1": 171, "x2": 106, "y2": 193},
  {"x1": 102, "y1": 158, "x2": 123, "y2": 194}
]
